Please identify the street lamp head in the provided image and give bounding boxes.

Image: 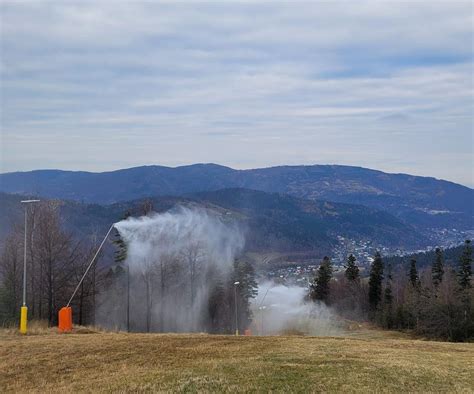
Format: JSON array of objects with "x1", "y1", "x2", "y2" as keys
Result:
[
  {"x1": 21, "y1": 200, "x2": 40, "y2": 204},
  {"x1": 234, "y1": 281, "x2": 240, "y2": 285}
]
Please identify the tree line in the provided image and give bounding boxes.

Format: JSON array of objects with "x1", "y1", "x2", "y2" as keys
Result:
[
  {"x1": 309, "y1": 240, "x2": 473, "y2": 341},
  {"x1": 0, "y1": 199, "x2": 470, "y2": 339},
  {"x1": 105, "y1": 207, "x2": 258, "y2": 334},
  {"x1": 105, "y1": 235, "x2": 258, "y2": 334},
  {"x1": 0, "y1": 201, "x2": 258, "y2": 334},
  {"x1": 0, "y1": 201, "x2": 101, "y2": 326}
]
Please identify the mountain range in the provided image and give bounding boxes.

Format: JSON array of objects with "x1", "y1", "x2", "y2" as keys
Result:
[
  {"x1": 0, "y1": 188, "x2": 424, "y2": 257},
  {"x1": 1, "y1": 164, "x2": 472, "y2": 226},
  {"x1": 0, "y1": 164, "x2": 472, "y2": 257}
]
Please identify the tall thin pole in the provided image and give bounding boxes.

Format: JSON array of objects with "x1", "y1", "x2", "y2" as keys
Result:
[
  {"x1": 127, "y1": 264, "x2": 130, "y2": 332},
  {"x1": 257, "y1": 283, "x2": 273, "y2": 336},
  {"x1": 19, "y1": 199, "x2": 40, "y2": 334},
  {"x1": 22, "y1": 205, "x2": 27, "y2": 306},
  {"x1": 234, "y1": 281, "x2": 240, "y2": 336}
]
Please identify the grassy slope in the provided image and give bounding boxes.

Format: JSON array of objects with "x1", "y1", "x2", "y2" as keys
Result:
[{"x1": 1, "y1": 330, "x2": 473, "y2": 392}]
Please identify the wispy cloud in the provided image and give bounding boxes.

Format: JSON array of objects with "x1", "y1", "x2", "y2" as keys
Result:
[{"x1": 0, "y1": 1, "x2": 472, "y2": 186}]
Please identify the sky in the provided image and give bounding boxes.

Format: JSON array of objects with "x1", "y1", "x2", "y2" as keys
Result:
[{"x1": 1, "y1": 1, "x2": 473, "y2": 187}]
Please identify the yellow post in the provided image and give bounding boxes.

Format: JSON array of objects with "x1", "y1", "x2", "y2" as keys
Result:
[
  {"x1": 20, "y1": 306, "x2": 28, "y2": 334},
  {"x1": 235, "y1": 329, "x2": 239, "y2": 336}
]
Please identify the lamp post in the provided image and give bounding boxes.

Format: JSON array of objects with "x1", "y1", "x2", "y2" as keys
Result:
[
  {"x1": 258, "y1": 305, "x2": 267, "y2": 335},
  {"x1": 234, "y1": 281, "x2": 240, "y2": 336},
  {"x1": 19, "y1": 199, "x2": 40, "y2": 334},
  {"x1": 127, "y1": 263, "x2": 130, "y2": 332},
  {"x1": 256, "y1": 283, "x2": 274, "y2": 336}
]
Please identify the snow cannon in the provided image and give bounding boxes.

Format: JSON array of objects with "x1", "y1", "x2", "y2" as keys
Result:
[
  {"x1": 58, "y1": 224, "x2": 115, "y2": 334},
  {"x1": 58, "y1": 307, "x2": 73, "y2": 333}
]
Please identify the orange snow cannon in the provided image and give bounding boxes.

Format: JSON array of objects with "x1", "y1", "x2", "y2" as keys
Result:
[{"x1": 58, "y1": 306, "x2": 73, "y2": 333}]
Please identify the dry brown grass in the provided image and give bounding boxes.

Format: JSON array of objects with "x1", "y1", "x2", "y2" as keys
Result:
[
  {"x1": 1, "y1": 328, "x2": 473, "y2": 393},
  {"x1": 0, "y1": 320, "x2": 101, "y2": 336}
]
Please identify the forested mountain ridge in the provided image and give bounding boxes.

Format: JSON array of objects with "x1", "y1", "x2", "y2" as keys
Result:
[
  {"x1": 384, "y1": 243, "x2": 467, "y2": 269},
  {"x1": 1, "y1": 164, "x2": 472, "y2": 232},
  {"x1": 190, "y1": 188, "x2": 424, "y2": 249},
  {"x1": 0, "y1": 188, "x2": 426, "y2": 257}
]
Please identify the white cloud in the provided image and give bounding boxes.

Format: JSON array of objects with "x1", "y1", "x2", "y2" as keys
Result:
[{"x1": 0, "y1": 1, "x2": 472, "y2": 186}]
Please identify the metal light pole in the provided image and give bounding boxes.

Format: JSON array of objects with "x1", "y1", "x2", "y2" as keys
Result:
[
  {"x1": 258, "y1": 305, "x2": 267, "y2": 336},
  {"x1": 256, "y1": 283, "x2": 274, "y2": 336},
  {"x1": 20, "y1": 199, "x2": 40, "y2": 334},
  {"x1": 234, "y1": 281, "x2": 240, "y2": 336},
  {"x1": 127, "y1": 263, "x2": 130, "y2": 332}
]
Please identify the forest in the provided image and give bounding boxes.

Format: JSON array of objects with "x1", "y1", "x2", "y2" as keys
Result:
[
  {"x1": 0, "y1": 200, "x2": 472, "y2": 341},
  {"x1": 0, "y1": 201, "x2": 258, "y2": 334},
  {"x1": 310, "y1": 242, "x2": 473, "y2": 341}
]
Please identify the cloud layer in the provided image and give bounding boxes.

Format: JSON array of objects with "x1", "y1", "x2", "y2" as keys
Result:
[{"x1": 1, "y1": 1, "x2": 472, "y2": 186}]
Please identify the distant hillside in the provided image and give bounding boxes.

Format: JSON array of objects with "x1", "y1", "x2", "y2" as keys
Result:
[
  {"x1": 0, "y1": 189, "x2": 426, "y2": 258},
  {"x1": 385, "y1": 243, "x2": 469, "y2": 270},
  {"x1": 1, "y1": 164, "x2": 472, "y2": 233},
  {"x1": 190, "y1": 189, "x2": 424, "y2": 250}
]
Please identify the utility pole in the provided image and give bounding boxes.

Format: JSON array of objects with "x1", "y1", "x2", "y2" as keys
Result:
[{"x1": 19, "y1": 199, "x2": 40, "y2": 334}]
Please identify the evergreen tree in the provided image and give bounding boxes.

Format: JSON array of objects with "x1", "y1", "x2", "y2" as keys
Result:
[
  {"x1": 368, "y1": 252, "x2": 384, "y2": 312},
  {"x1": 382, "y1": 263, "x2": 393, "y2": 328},
  {"x1": 409, "y1": 258, "x2": 420, "y2": 289},
  {"x1": 310, "y1": 256, "x2": 333, "y2": 303},
  {"x1": 344, "y1": 254, "x2": 360, "y2": 282},
  {"x1": 384, "y1": 264, "x2": 393, "y2": 305},
  {"x1": 232, "y1": 259, "x2": 258, "y2": 332},
  {"x1": 113, "y1": 211, "x2": 130, "y2": 264},
  {"x1": 432, "y1": 247, "x2": 444, "y2": 288},
  {"x1": 112, "y1": 211, "x2": 130, "y2": 330},
  {"x1": 458, "y1": 240, "x2": 472, "y2": 290},
  {"x1": 208, "y1": 280, "x2": 229, "y2": 334}
]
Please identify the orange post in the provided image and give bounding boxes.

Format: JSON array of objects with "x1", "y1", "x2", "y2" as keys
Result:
[
  {"x1": 58, "y1": 307, "x2": 73, "y2": 333},
  {"x1": 244, "y1": 329, "x2": 252, "y2": 336}
]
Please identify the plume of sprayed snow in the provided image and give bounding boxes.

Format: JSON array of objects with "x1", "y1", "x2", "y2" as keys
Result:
[
  {"x1": 114, "y1": 206, "x2": 244, "y2": 275},
  {"x1": 252, "y1": 282, "x2": 344, "y2": 336},
  {"x1": 96, "y1": 206, "x2": 245, "y2": 332}
]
